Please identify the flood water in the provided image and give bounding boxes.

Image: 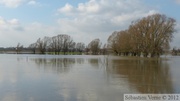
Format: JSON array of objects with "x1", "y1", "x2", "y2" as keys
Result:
[{"x1": 0, "y1": 54, "x2": 180, "y2": 101}]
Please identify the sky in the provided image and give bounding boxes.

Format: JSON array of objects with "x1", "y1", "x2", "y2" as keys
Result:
[{"x1": 0, "y1": 0, "x2": 180, "y2": 48}]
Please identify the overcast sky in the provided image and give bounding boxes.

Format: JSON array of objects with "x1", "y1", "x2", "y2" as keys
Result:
[{"x1": 0, "y1": 0, "x2": 180, "y2": 48}]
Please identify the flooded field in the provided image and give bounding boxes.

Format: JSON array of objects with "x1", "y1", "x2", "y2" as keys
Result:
[{"x1": 0, "y1": 54, "x2": 179, "y2": 101}]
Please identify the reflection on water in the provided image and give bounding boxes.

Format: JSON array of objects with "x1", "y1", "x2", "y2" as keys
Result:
[
  {"x1": 107, "y1": 58, "x2": 173, "y2": 93},
  {"x1": 0, "y1": 54, "x2": 179, "y2": 101},
  {"x1": 31, "y1": 58, "x2": 76, "y2": 73}
]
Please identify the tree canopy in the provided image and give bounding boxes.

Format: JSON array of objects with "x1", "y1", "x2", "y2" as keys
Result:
[{"x1": 108, "y1": 13, "x2": 176, "y2": 57}]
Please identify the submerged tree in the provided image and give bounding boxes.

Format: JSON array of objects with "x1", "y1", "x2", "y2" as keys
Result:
[
  {"x1": 29, "y1": 43, "x2": 37, "y2": 54},
  {"x1": 16, "y1": 43, "x2": 23, "y2": 54},
  {"x1": 36, "y1": 36, "x2": 51, "y2": 54},
  {"x1": 107, "y1": 31, "x2": 119, "y2": 55},
  {"x1": 88, "y1": 38, "x2": 102, "y2": 55},
  {"x1": 108, "y1": 13, "x2": 176, "y2": 57},
  {"x1": 131, "y1": 14, "x2": 176, "y2": 57},
  {"x1": 76, "y1": 42, "x2": 85, "y2": 54},
  {"x1": 61, "y1": 34, "x2": 74, "y2": 55}
]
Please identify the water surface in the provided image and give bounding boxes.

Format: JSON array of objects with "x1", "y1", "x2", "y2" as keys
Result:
[{"x1": 0, "y1": 54, "x2": 179, "y2": 101}]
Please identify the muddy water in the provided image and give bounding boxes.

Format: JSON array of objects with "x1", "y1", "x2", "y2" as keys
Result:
[{"x1": 0, "y1": 54, "x2": 179, "y2": 101}]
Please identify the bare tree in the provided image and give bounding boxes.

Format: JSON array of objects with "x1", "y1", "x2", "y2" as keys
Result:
[
  {"x1": 49, "y1": 36, "x2": 58, "y2": 54},
  {"x1": 36, "y1": 36, "x2": 51, "y2": 54},
  {"x1": 101, "y1": 44, "x2": 107, "y2": 55},
  {"x1": 16, "y1": 43, "x2": 23, "y2": 54},
  {"x1": 76, "y1": 42, "x2": 85, "y2": 54},
  {"x1": 107, "y1": 31, "x2": 119, "y2": 55},
  {"x1": 88, "y1": 38, "x2": 102, "y2": 55},
  {"x1": 130, "y1": 14, "x2": 176, "y2": 57},
  {"x1": 108, "y1": 13, "x2": 176, "y2": 57},
  {"x1": 61, "y1": 34, "x2": 73, "y2": 55},
  {"x1": 28, "y1": 43, "x2": 37, "y2": 54},
  {"x1": 69, "y1": 42, "x2": 76, "y2": 54}
]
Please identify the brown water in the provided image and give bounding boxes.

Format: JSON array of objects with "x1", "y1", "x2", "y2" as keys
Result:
[{"x1": 0, "y1": 54, "x2": 179, "y2": 101}]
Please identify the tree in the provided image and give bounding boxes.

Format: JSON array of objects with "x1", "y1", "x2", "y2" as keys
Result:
[
  {"x1": 36, "y1": 36, "x2": 51, "y2": 54},
  {"x1": 88, "y1": 38, "x2": 101, "y2": 55},
  {"x1": 101, "y1": 44, "x2": 107, "y2": 55},
  {"x1": 61, "y1": 34, "x2": 74, "y2": 55},
  {"x1": 49, "y1": 36, "x2": 58, "y2": 54},
  {"x1": 108, "y1": 13, "x2": 176, "y2": 57},
  {"x1": 107, "y1": 31, "x2": 119, "y2": 55},
  {"x1": 16, "y1": 43, "x2": 23, "y2": 54},
  {"x1": 130, "y1": 14, "x2": 176, "y2": 57},
  {"x1": 108, "y1": 31, "x2": 132, "y2": 55},
  {"x1": 56, "y1": 35, "x2": 64, "y2": 54},
  {"x1": 28, "y1": 43, "x2": 37, "y2": 54},
  {"x1": 76, "y1": 42, "x2": 85, "y2": 54},
  {"x1": 69, "y1": 42, "x2": 76, "y2": 54},
  {"x1": 117, "y1": 30, "x2": 131, "y2": 55}
]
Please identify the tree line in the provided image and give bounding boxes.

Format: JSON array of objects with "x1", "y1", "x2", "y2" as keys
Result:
[
  {"x1": 172, "y1": 47, "x2": 180, "y2": 56},
  {"x1": 108, "y1": 13, "x2": 176, "y2": 57},
  {"x1": 28, "y1": 34, "x2": 104, "y2": 55}
]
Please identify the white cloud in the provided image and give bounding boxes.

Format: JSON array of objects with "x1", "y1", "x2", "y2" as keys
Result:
[
  {"x1": 0, "y1": 17, "x2": 59, "y2": 47},
  {"x1": 28, "y1": 0, "x2": 36, "y2": 5},
  {"x1": 58, "y1": 3, "x2": 74, "y2": 14},
  {"x1": 0, "y1": 0, "x2": 41, "y2": 8},
  {"x1": 56, "y1": 0, "x2": 158, "y2": 44},
  {"x1": 0, "y1": 17, "x2": 26, "y2": 47},
  {"x1": 0, "y1": 17, "x2": 22, "y2": 30},
  {"x1": 77, "y1": 0, "x2": 100, "y2": 13},
  {"x1": 0, "y1": 0, "x2": 24, "y2": 8},
  {"x1": 27, "y1": 0, "x2": 42, "y2": 6},
  {"x1": 8, "y1": 19, "x2": 19, "y2": 25}
]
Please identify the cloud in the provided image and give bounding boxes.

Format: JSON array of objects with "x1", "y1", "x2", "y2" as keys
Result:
[
  {"x1": 27, "y1": 0, "x2": 42, "y2": 6},
  {"x1": 56, "y1": 0, "x2": 158, "y2": 44},
  {"x1": 0, "y1": 0, "x2": 24, "y2": 8},
  {"x1": 0, "y1": 17, "x2": 22, "y2": 31},
  {"x1": 0, "y1": 17, "x2": 26, "y2": 47},
  {"x1": 28, "y1": 0, "x2": 36, "y2": 5},
  {"x1": 0, "y1": 0, "x2": 41, "y2": 8},
  {"x1": 0, "y1": 17, "x2": 59, "y2": 47},
  {"x1": 58, "y1": 3, "x2": 74, "y2": 13}
]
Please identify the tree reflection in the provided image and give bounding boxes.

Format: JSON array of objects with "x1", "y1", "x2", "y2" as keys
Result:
[
  {"x1": 31, "y1": 58, "x2": 81, "y2": 73},
  {"x1": 88, "y1": 58, "x2": 99, "y2": 68},
  {"x1": 106, "y1": 58, "x2": 174, "y2": 93},
  {"x1": 88, "y1": 56, "x2": 108, "y2": 69}
]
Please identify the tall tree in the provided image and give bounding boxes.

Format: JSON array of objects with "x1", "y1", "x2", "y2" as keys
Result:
[
  {"x1": 131, "y1": 14, "x2": 176, "y2": 57},
  {"x1": 107, "y1": 31, "x2": 119, "y2": 55},
  {"x1": 76, "y1": 42, "x2": 85, "y2": 54},
  {"x1": 49, "y1": 36, "x2": 58, "y2": 54},
  {"x1": 107, "y1": 13, "x2": 176, "y2": 57},
  {"x1": 88, "y1": 38, "x2": 101, "y2": 55},
  {"x1": 16, "y1": 43, "x2": 23, "y2": 54},
  {"x1": 61, "y1": 34, "x2": 74, "y2": 55},
  {"x1": 36, "y1": 36, "x2": 51, "y2": 54},
  {"x1": 28, "y1": 43, "x2": 37, "y2": 54}
]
